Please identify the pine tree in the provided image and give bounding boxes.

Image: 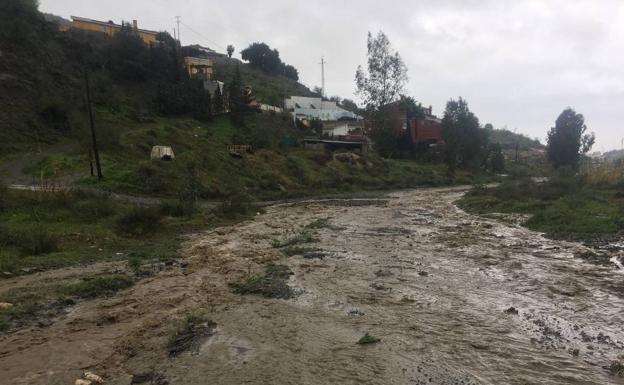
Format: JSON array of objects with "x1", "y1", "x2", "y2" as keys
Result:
[
  {"x1": 228, "y1": 64, "x2": 246, "y2": 124},
  {"x1": 213, "y1": 85, "x2": 224, "y2": 114}
]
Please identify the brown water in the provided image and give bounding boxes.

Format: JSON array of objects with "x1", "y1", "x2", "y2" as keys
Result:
[{"x1": 0, "y1": 187, "x2": 622, "y2": 384}]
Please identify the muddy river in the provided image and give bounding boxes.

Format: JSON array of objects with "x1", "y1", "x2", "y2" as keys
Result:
[{"x1": 0, "y1": 187, "x2": 623, "y2": 384}]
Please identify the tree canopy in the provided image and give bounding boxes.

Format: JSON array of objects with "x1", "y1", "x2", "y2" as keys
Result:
[
  {"x1": 240, "y1": 42, "x2": 299, "y2": 81},
  {"x1": 441, "y1": 98, "x2": 485, "y2": 174},
  {"x1": 546, "y1": 108, "x2": 595, "y2": 169},
  {"x1": 355, "y1": 31, "x2": 408, "y2": 111}
]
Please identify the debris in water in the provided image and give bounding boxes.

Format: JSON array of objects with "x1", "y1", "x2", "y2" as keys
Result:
[
  {"x1": 232, "y1": 264, "x2": 294, "y2": 299},
  {"x1": 505, "y1": 307, "x2": 519, "y2": 315},
  {"x1": 348, "y1": 309, "x2": 365, "y2": 316},
  {"x1": 131, "y1": 370, "x2": 168, "y2": 384},
  {"x1": 370, "y1": 282, "x2": 390, "y2": 291},
  {"x1": 375, "y1": 269, "x2": 393, "y2": 277},
  {"x1": 357, "y1": 333, "x2": 380, "y2": 345},
  {"x1": 84, "y1": 372, "x2": 104, "y2": 383},
  {"x1": 168, "y1": 313, "x2": 216, "y2": 357},
  {"x1": 418, "y1": 271, "x2": 429, "y2": 277},
  {"x1": 608, "y1": 361, "x2": 624, "y2": 377}
]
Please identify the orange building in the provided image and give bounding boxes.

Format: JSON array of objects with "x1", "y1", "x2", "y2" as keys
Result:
[{"x1": 70, "y1": 16, "x2": 159, "y2": 44}]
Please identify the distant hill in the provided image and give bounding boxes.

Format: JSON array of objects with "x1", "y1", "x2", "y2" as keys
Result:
[
  {"x1": 603, "y1": 149, "x2": 624, "y2": 162},
  {"x1": 486, "y1": 128, "x2": 543, "y2": 151}
]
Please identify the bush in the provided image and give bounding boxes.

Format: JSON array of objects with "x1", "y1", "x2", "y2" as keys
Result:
[
  {"x1": 0, "y1": 184, "x2": 7, "y2": 212},
  {"x1": 115, "y1": 206, "x2": 162, "y2": 236},
  {"x1": 218, "y1": 191, "x2": 254, "y2": 218},
  {"x1": 135, "y1": 162, "x2": 168, "y2": 193},
  {"x1": 0, "y1": 223, "x2": 59, "y2": 256},
  {"x1": 64, "y1": 274, "x2": 134, "y2": 298},
  {"x1": 71, "y1": 194, "x2": 116, "y2": 220}
]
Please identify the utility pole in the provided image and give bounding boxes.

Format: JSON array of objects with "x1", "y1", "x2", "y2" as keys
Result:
[
  {"x1": 84, "y1": 67, "x2": 103, "y2": 180},
  {"x1": 175, "y1": 16, "x2": 181, "y2": 44},
  {"x1": 319, "y1": 56, "x2": 326, "y2": 98}
]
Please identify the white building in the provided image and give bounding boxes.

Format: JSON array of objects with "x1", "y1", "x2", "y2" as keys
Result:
[
  {"x1": 284, "y1": 96, "x2": 360, "y2": 121},
  {"x1": 322, "y1": 122, "x2": 363, "y2": 137}
]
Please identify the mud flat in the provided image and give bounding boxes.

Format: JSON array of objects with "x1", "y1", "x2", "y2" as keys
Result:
[{"x1": 0, "y1": 187, "x2": 623, "y2": 384}]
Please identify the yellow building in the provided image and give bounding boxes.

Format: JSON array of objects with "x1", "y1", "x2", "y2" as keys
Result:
[
  {"x1": 70, "y1": 16, "x2": 159, "y2": 45},
  {"x1": 183, "y1": 57, "x2": 214, "y2": 80}
]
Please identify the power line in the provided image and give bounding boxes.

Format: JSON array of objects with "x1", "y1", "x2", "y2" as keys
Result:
[
  {"x1": 179, "y1": 20, "x2": 227, "y2": 51},
  {"x1": 175, "y1": 16, "x2": 181, "y2": 44}
]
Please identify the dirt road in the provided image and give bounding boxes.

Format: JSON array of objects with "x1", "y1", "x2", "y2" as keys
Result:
[{"x1": 1, "y1": 187, "x2": 623, "y2": 384}]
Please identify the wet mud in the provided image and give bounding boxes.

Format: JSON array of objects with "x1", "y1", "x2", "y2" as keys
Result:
[{"x1": 0, "y1": 187, "x2": 623, "y2": 384}]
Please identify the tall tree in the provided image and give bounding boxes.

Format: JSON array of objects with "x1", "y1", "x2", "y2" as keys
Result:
[
  {"x1": 227, "y1": 44, "x2": 234, "y2": 59},
  {"x1": 355, "y1": 31, "x2": 408, "y2": 111},
  {"x1": 241, "y1": 42, "x2": 282, "y2": 74},
  {"x1": 213, "y1": 85, "x2": 224, "y2": 114},
  {"x1": 546, "y1": 108, "x2": 595, "y2": 169},
  {"x1": 283, "y1": 64, "x2": 299, "y2": 81},
  {"x1": 340, "y1": 99, "x2": 359, "y2": 114},
  {"x1": 441, "y1": 98, "x2": 484, "y2": 175},
  {"x1": 228, "y1": 64, "x2": 246, "y2": 124}
]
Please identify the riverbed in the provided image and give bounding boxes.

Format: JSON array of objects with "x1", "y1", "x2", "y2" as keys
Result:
[{"x1": 0, "y1": 187, "x2": 622, "y2": 384}]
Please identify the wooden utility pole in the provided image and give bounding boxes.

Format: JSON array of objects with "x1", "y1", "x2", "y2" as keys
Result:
[{"x1": 84, "y1": 67, "x2": 103, "y2": 180}]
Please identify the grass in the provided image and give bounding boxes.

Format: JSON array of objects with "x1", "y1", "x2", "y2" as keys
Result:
[
  {"x1": 168, "y1": 311, "x2": 216, "y2": 356},
  {"x1": 610, "y1": 361, "x2": 624, "y2": 377},
  {"x1": 458, "y1": 174, "x2": 624, "y2": 240},
  {"x1": 281, "y1": 245, "x2": 311, "y2": 256},
  {"x1": 62, "y1": 274, "x2": 135, "y2": 299},
  {"x1": 305, "y1": 218, "x2": 330, "y2": 229},
  {"x1": 232, "y1": 264, "x2": 293, "y2": 299},
  {"x1": 271, "y1": 230, "x2": 315, "y2": 248},
  {"x1": 115, "y1": 206, "x2": 163, "y2": 236},
  {"x1": 357, "y1": 333, "x2": 381, "y2": 345}
]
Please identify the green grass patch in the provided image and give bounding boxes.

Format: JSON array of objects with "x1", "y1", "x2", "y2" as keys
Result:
[
  {"x1": 458, "y1": 176, "x2": 624, "y2": 240},
  {"x1": 62, "y1": 274, "x2": 135, "y2": 299},
  {"x1": 357, "y1": 333, "x2": 381, "y2": 345},
  {"x1": 271, "y1": 230, "x2": 314, "y2": 248},
  {"x1": 305, "y1": 218, "x2": 330, "y2": 229},
  {"x1": 232, "y1": 264, "x2": 293, "y2": 299}
]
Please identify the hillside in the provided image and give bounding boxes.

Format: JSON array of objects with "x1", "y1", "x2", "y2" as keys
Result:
[
  {"x1": 212, "y1": 56, "x2": 315, "y2": 107},
  {"x1": 486, "y1": 127, "x2": 543, "y2": 151},
  {"x1": 0, "y1": 3, "x2": 483, "y2": 202}
]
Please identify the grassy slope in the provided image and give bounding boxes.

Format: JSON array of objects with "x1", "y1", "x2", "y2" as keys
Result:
[
  {"x1": 212, "y1": 56, "x2": 315, "y2": 106},
  {"x1": 458, "y1": 176, "x2": 624, "y2": 240},
  {"x1": 21, "y1": 109, "x2": 479, "y2": 201}
]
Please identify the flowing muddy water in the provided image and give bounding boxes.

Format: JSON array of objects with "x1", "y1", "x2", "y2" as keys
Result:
[{"x1": 0, "y1": 187, "x2": 623, "y2": 384}]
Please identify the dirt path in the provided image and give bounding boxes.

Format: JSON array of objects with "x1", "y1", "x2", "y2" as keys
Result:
[{"x1": 0, "y1": 187, "x2": 623, "y2": 385}]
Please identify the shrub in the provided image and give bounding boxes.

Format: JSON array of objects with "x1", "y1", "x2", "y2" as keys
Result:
[
  {"x1": 357, "y1": 333, "x2": 380, "y2": 345},
  {"x1": 14, "y1": 225, "x2": 59, "y2": 255},
  {"x1": 115, "y1": 206, "x2": 162, "y2": 236},
  {"x1": 71, "y1": 194, "x2": 116, "y2": 220},
  {"x1": 64, "y1": 274, "x2": 134, "y2": 298},
  {"x1": 136, "y1": 162, "x2": 167, "y2": 193},
  {"x1": 168, "y1": 311, "x2": 216, "y2": 356},
  {"x1": 0, "y1": 183, "x2": 8, "y2": 212},
  {"x1": 218, "y1": 191, "x2": 254, "y2": 218}
]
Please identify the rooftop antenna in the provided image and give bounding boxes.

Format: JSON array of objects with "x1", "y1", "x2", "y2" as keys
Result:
[
  {"x1": 175, "y1": 16, "x2": 181, "y2": 44},
  {"x1": 319, "y1": 56, "x2": 326, "y2": 98}
]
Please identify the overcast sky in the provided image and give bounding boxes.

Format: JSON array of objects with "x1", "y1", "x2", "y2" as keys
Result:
[{"x1": 40, "y1": 0, "x2": 624, "y2": 151}]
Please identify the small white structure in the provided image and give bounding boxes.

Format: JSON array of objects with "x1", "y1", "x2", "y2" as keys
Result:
[
  {"x1": 322, "y1": 122, "x2": 364, "y2": 137},
  {"x1": 284, "y1": 96, "x2": 360, "y2": 121},
  {"x1": 151, "y1": 146, "x2": 175, "y2": 160}
]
